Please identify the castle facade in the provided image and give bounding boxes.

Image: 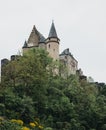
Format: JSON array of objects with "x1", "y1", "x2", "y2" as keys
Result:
[
  {"x1": 1, "y1": 22, "x2": 79, "y2": 76},
  {"x1": 22, "y1": 22, "x2": 78, "y2": 75}
]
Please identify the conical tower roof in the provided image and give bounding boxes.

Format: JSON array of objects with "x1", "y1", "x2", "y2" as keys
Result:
[
  {"x1": 48, "y1": 21, "x2": 58, "y2": 39},
  {"x1": 22, "y1": 40, "x2": 28, "y2": 48}
]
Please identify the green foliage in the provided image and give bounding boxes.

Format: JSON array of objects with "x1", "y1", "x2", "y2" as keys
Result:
[
  {"x1": 0, "y1": 48, "x2": 106, "y2": 130},
  {"x1": 44, "y1": 127, "x2": 53, "y2": 130},
  {"x1": 0, "y1": 118, "x2": 44, "y2": 130},
  {"x1": 0, "y1": 120, "x2": 22, "y2": 130},
  {"x1": 0, "y1": 88, "x2": 35, "y2": 123}
]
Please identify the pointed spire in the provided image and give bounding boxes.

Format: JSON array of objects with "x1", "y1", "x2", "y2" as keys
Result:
[
  {"x1": 48, "y1": 21, "x2": 58, "y2": 39},
  {"x1": 30, "y1": 25, "x2": 39, "y2": 35},
  {"x1": 32, "y1": 25, "x2": 36, "y2": 32},
  {"x1": 22, "y1": 40, "x2": 28, "y2": 48}
]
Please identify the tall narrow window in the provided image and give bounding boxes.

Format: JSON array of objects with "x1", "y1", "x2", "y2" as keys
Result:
[{"x1": 49, "y1": 44, "x2": 50, "y2": 48}]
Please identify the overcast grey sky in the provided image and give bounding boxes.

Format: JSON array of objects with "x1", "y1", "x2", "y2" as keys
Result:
[{"x1": 0, "y1": 0, "x2": 106, "y2": 83}]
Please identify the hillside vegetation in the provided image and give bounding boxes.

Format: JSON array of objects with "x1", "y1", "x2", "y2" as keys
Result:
[{"x1": 0, "y1": 49, "x2": 106, "y2": 130}]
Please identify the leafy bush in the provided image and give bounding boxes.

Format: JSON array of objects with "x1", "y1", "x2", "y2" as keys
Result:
[{"x1": 0, "y1": 118, "x2": 44, "y2": 130}]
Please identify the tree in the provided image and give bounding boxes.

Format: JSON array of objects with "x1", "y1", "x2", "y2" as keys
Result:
[
  {"x1": 1, "y1": 48, "x2": 106, "y2": 130},
  {"x1": 0, "y1": 88, "x2": 35, "y2": 123}
]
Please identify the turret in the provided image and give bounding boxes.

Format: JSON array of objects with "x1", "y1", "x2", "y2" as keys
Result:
[
  {"x1": 1, "y1": 58, "x2": 9, "y2": 78},
  {"x1": 22, "y1": 40, "x2": 28, "y2": 48},
  {"x1": 46, "y1": 21, "x2": 60, "y2": 60},
  {"x1": 1, "y1": 58, "x2": 9, "y2": 66},
  {"x1": 22, "y1": 40, "x2": 29, "y2": 54}
]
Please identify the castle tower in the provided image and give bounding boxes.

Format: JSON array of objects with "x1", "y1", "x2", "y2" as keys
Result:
[
  {"x1": 46, "y1": 22, "x2": 60, "y2": 60},
  {"x1": 60, "y1": 48, "x2": 78, "y2": 76}
]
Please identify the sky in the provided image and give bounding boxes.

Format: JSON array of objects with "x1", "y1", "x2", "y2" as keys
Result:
[{"x1": 0, "y1": 0, "x2": 106, "y2": 83}]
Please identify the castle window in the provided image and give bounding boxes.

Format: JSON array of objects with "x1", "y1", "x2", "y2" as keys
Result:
[
  {"x1": 65, "y1": 56, "x2": 67, "y2": 59},
  {"x1": 54, "y1": 49, "x2": 55, "y2": 51},
  {"x1": 49, "y1": 44, "x2": 50, "y2": 48}
]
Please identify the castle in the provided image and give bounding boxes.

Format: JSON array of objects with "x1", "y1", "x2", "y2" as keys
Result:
[
  {"x1": 22, "y1": 22, "x2": 78, "y2": 75},
  {"x1": 1, "y1": 22, "x2": 82, "y2": 77}
]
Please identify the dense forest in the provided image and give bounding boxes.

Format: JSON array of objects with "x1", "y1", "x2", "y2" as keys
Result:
[{"x1": 0, "y1": 49, "x2": 106, "y2": 130}]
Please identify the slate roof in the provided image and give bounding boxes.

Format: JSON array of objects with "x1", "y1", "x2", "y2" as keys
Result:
[
  {"x1": 32, "y1": 25, "x2": 46, "y2": 43},
  {"x1": 23, "y1": 22, "x2": 59, "y2": 48},
  {"x1": 32, "y1": 25, "x2": 40, "y2": 36},
  {"x1": 48, "y1": 22, "x2": 58, "y2": 39},
  {"x1": 60, "y1": 48, "x2": 71, "y2": 56},
  {"x1": 22, "y1": 40, "x2": 28, "y2": 48},
  {"x1": 60, "y1": 48, "x2": 78, "y2": 62},
  {"x1": 39, "y1": 33, "x2": 46, "y2": 43}
]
